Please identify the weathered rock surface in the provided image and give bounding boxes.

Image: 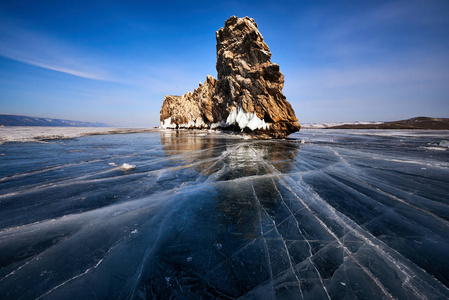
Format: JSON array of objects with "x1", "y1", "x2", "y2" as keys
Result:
[
  {"x1": 160, "y1": 16, "x2": 300, "y2": 138},
  {"x1": 160, "y1": 75, "x2": 216, "y2": 129}
]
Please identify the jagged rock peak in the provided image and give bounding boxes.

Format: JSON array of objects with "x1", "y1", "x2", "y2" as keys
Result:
[
  {"x1": 216, "y1": 16, "x2": 270, "y2": 78},
  {"x1": 160, "y1": 16, "x2": 300, "y2": 138}
]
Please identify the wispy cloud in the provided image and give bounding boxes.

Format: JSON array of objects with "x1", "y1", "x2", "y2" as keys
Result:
[
  {"x1": 0, "y1": 16, "x2": 213, "y2": 96},
  {"x1": 0, "y1": 17, "x2": 115, "y2": 81}
]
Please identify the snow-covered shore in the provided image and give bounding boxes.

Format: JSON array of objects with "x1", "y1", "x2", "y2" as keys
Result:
[{"x1": 0, "y1": 127, "x2": 156, "y2": 143}]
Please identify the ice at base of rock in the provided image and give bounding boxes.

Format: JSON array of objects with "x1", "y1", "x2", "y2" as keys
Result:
[
  {"x1": 226, "y1": 107, "x2": 270, "y2": 131},
  {"x1": 161, "y1": 107, "x2": 270, "y2": 132}
]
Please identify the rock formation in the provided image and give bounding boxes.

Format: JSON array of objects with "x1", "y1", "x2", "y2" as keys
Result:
[
  {"x1": 160, "y1": 16, "x2": 300, "y2": 138},
  {"x1": 160, "y1": 75, "x2": 216, "y2": 129}
]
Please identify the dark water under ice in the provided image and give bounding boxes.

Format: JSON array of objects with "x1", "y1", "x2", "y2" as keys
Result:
[{"x1": 0, "y1": 129, "x2": 449, "y2": 299}]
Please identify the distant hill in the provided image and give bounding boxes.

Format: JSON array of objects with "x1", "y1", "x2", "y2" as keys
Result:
[
  {"x1": 328, "y1": 117, "x2": 449, "y2": 130},
  {"x1": 301, "y1": 121, "x2": 383, "y2": 129},
  {"x1": 0, "y1": 114, "x2": 109, "y2": 127}
]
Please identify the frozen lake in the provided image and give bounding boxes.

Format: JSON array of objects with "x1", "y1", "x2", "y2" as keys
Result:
[{"x1": 0, "y1": 129, "x2": 448, "y2": 299}]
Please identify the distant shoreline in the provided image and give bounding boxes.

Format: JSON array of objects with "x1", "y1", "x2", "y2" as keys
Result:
[
  {"x1": 303, "y1": 117, "x2": 449, "y2": 130},
  {"x1": 0, "y1": 127, "x2": 157, "y2": 144}
]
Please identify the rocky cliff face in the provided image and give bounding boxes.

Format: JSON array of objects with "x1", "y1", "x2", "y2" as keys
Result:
[
  {"x1": 160, "y1": 75, "x2": 216, "y2": 129},
  {"x1": 160, "y1": 16, "x2": 300, "y2": 138}
]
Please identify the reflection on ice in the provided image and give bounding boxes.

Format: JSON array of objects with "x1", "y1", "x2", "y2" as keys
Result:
[{"x1": 0, "y1": 129, "x2": 448, "y2": 299}]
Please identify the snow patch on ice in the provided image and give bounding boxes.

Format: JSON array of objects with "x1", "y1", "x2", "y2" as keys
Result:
[
  {"x1": 119, "y1": 163, "x2": 136, "y2": 171},
  {"x1": 426, "y1": 147, "x2": 446, "y2": 151},
  {"x1": 439, "y1": 140, "x2": 449, "y2": 147}
]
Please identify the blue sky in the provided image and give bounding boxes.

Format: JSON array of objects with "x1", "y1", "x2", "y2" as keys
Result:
[{"x1": 0, "y1": 0, "x2": 448, "y2": 127}]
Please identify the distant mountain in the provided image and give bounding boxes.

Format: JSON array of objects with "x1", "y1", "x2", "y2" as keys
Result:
[
  {"x1": 301, "y1": 121, "x2": 383, "y2": 129},
  {"x1": 0, "y1": 114, "x2": 110, "y2": 127},
  {"x1": 327, "y1": 117, "x2": 449, "y2": 130}
]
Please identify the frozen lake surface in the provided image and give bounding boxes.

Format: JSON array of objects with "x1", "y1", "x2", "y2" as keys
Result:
[{"x1": 0, "y1": 129, "x2": 448, "y2": 299}]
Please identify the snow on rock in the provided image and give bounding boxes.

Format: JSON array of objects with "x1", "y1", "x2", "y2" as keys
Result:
[
  {"x1": 161, "y1": 117, "x2": 178, "y2": 129},
  {"x1": 226, "y1": 107, "x2": 269, "y2": 131}
]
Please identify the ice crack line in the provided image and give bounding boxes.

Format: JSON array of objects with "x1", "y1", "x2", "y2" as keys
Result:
[
  {"x1": 250, "y1": 146, "x2": 394, "y2": 299},
  {"x1": 249, "y1": 145, "x2": 305, "y2": 299},
  {"x1": 284, "y1": 176, "x2": 402, "y2": 300},
  {"x1": 34, "y1": 239, "x2": 123, "y2": 300},
  {"x1": 323, "y1": 171, "x2": 449, "y2": 241},
  {"x1": 250, "y1": 181, "x2": 276, "y2": 300},
  {"x1": 198, "y1": 143, "x2": 243, "y2": 181},
  {"x1": 331, "y1": 168, "x2": 449, "y2": 228}
]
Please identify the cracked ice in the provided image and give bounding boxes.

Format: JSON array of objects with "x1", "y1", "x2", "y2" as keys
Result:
[{"x1": 0, "y1": 129, "x2": 449, "y2": 299}]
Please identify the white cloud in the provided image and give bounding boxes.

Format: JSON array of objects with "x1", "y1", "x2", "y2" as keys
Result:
[
  {"x1": 0, "y1": 17, "x2": 214, "y2": 97},
  {"x1": 0, "y1": 18, "x2": 114, "y2": 81}
]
